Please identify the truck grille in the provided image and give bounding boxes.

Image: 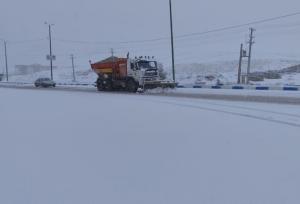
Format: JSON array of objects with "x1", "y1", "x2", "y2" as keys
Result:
[{"x1": 144, "y1": 69, "x2": 158, "y2": 78}]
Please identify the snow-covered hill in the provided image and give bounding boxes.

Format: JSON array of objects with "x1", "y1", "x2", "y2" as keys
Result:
[
  {"x1": 167, "y1": 59, "x2": 300, "y2": 86},
  {"x1": 6, "y1": 67, "x2": 97, "y2": 84}
]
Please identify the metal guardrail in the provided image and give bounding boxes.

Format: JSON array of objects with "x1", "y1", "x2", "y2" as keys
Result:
[
  {"x1": 0, "y1": 81, "x2": 95, "y2": 86},
  {"x1": 56, "y1": 82, "x2": 95, "y2": 86},
  {"x1": 0, "y1": 81, "x2": 32, "y2": 85},
  {"x1": 184, "y1": 84, "x2": 300, "y2": 91}
]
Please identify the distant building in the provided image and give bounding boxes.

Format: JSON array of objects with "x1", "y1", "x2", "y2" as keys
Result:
[{"x1": 14, "y1": 64, "x2": 57, "y2": 75}]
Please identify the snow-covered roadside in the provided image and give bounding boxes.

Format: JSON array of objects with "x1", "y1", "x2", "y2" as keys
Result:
[
  {"x1": 2, "y1": 83, "x2": 300, "y2": 105},
  {"x1": 1, "y1": 88, "x2": 300, "y2": 204},
  {"x1": 171, "y1": 58, "x2": 300, "y2": 86},
  {"x1": 159, "y1": 87, "x2": 300, "y2": 98},
  {"x1": 5, "y1": 68, "x2": 97, "y2": 84},
  {"x1": 3, "y1": 58, "x2": 300, "y2": 87}
]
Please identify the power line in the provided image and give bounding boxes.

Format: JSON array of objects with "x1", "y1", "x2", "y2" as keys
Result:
[
  {"x1": 7, "y1": 38, "x2": 46, "y2": 44},
  {"x1": 52, "y1": 21, "x2": 300, "y2": 51},
  {"x1": 174, "y1": 11, "x2": 300, "y2": 39},
  {"x1": 2, "y1": 11, "x2": 300, "y2": 68},
  {"x1": 53, "y1": 11, "x2": 300, "y2": 45},
  {"x1": 1, "y1": 11, "x2": 300, "y2": 47}
]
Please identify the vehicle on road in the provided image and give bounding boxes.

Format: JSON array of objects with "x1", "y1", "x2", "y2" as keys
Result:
[
  {"x1": 34, "y1": 78, "x2": 56, "y2": 88},
  {"x1": 90, "y1": 55, "x2": 176, "y2": 92}
]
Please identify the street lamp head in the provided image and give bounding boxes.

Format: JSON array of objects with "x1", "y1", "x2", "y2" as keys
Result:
[{"x1": 45, "y1": 22, "x2": 55, "y2": 26}]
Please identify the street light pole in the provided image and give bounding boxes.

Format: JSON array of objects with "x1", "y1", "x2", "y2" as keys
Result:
[
  {"x1": 237, "y1": 43, "x2": 243, "y2": 84},
  {"x1": 71, "y1": 54, "x2": 76, "y2": 82},
  {"x1": 48, "y1": 24, "x2": 54, "y2": 80},
  {"x1": 4, "y1": 41, "x2": 8, "y2": 81},
  {"x1": 45, "y1": 23, "x2": 54, "y2": 80},
  {"x1": 169, "y1": 0, "x2": 176, "y2": 82},
  {"x1": 0, "y1": 38, "x2": 8, "y2": 81},
  {"x1": 0, "y1": 38, "x2": 9, "y2": 81}
]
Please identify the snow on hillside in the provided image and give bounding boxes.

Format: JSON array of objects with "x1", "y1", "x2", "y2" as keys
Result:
[
  {"x1": 167, "y1": 59, "x2": 300, "y2": 86},
  {"x1": 7, "y1": 67, "x2": 97, "y2": 83}
]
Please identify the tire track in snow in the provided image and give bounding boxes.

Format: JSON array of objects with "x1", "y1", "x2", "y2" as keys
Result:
[
  {"x1": 2, "y1": 84, "x2": 300, "y2": 105},
  {"x1": 139, "y1": 98, "x2": 300, "y2": 128},
  {"x1": 184, "y1": 100, "x2": 300, "y2": 119},
  {"x1": 1, "y1": 84, "x2": 300, "y2": 127}
]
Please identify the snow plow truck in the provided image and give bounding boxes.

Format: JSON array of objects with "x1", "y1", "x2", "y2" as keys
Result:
[{"x1": 90, "y1": 55, "x2": 176, "y2": 92}]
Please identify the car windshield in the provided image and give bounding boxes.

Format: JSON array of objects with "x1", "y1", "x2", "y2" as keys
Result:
[
  {"x1": 41, "y1": 78, "x2": 51, "y2": 81},
  {"x1": 137, "y1": 60, "x2": 157, "y2": 69}
]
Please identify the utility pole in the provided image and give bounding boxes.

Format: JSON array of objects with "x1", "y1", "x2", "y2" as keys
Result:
[
  {"x1": 111, "y1": 48, "x2": 114, "y2": 58},
  {"x1": 45, "y1": 23, "x2": 55, "y2": 80},
  {"x1": 71, "y1": 54, "x2": 76, "y2": 82},
  {"x1": 246, "y1": 28, "x2": 255, "y2": 84},
  {"x1": 237, "y1": 43, "x2": 243, "y2": 84},
  {"x1": 4, "y1": 41, "x2": 8, "y2": 81},
  {"x1": 49, "y1": 24, "x2": 53, "y2": 80},
  {"x1": 111, "y1": 48, "x2": 116, "y2": 78},
  {"x1": 169, "y1": 0, "x2": 176, "y2": 82}
]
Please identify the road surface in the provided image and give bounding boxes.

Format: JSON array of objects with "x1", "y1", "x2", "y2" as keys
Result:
[
  {"x1": 1, "y1": 87, "x2": 300, "y2": 204},
  {"x1": 1, "y1": 83, "x2": 300, "y2": 105}
]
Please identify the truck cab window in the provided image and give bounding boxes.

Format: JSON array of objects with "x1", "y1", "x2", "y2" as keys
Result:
[
  {"x1": 137, "y1": 60, "x2": 157, "y2": 69},
  {"x1": 131, "y1": 63, "x2": 135, "y2": 70}
]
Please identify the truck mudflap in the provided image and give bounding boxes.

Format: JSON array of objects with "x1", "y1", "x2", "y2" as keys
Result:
[{"x1": 142, "y1": 80, "x2": 177, "y2": 90}]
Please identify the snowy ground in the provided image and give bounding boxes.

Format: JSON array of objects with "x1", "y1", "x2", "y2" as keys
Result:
[
  {"x1": 7, "y1": 68, "x2": 97, "y2": 84},
  {"x1": 1, "y1": 88, "x2": 300, "y2": 204},
  {"x1": 173, "y1": 88, "x2": 300, "y2": 98},
  {"x1": 174, "y1": 58, "x2": 300, "y2": 86}
]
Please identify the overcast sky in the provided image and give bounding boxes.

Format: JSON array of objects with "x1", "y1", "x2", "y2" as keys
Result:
[{"x1": 1, "y1": 0, "x2": 300, "y2": 70}]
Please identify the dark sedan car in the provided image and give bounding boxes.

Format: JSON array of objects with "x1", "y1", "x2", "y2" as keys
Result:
[{"x1": 34, "y1": 78, "x2": 56, "y2": 88}]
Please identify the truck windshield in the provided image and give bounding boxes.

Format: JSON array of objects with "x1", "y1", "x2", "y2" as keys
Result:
[{"x1": 137, "y1": 61, "x2": 157, "y2": 69}]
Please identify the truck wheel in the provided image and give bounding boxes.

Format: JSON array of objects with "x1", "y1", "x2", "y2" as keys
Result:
[
  {"x1": 126, "y1": 79, "x2": 138, "y2": 93},
  {"x1": 97, "y1": 83, "x2": 103, "y2": 91},
  {"x1": 103, "y1": 80, "x2": 113, "y2": 91}
]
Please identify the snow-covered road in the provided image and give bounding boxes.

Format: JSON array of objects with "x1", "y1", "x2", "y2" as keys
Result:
[
  {"x1": 1, "y1": 88, "x2": 300, "y2": 204},
  {"x1": 2, "y1": 82, "x2": 300, "y2": 105}
]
